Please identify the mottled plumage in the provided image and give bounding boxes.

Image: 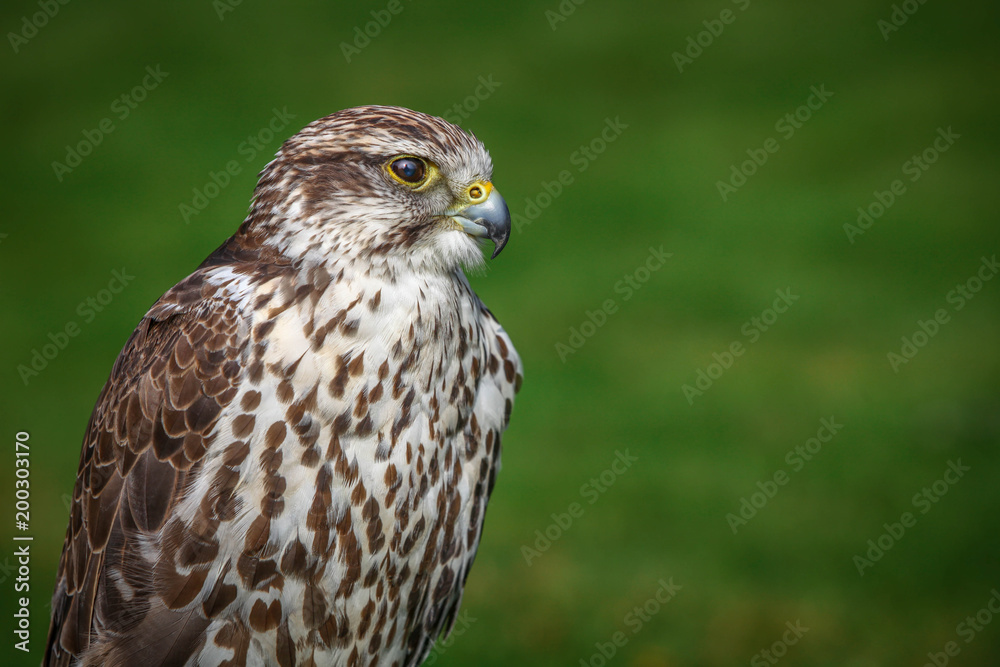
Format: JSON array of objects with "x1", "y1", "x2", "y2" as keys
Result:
[{"x1": 46, "y1": 106, "x2": 521, "y2": 667}]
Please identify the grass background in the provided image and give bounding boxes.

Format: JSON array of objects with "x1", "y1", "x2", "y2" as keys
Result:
[{"x1": 1, "y1": 0, "x2": 999, "y2": 665}]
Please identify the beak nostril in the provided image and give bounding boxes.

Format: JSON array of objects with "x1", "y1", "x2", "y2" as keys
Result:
[{"x1": 454, "y1": 187, "x2": 510, "y2": 259}]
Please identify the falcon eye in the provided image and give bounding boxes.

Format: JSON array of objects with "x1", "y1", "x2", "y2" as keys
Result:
[{"x1": 389, "y1": 157, "x2": 427, "y2": 185}]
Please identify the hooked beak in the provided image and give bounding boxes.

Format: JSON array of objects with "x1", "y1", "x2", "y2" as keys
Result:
[{"x1": 451, "y1": 187, "x2": 512, "y2": 259}]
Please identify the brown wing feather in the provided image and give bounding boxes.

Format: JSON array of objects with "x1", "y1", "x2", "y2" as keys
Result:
[{"x1": 45, "y1": 269, "x2": 249, "y2": 667}]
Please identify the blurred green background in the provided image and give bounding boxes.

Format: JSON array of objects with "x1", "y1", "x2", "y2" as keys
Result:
[{"x1": 2, "y1": 1, "x2": 999, "y2": 665}]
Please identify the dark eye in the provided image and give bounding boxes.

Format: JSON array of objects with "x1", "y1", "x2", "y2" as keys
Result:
[{"x1": 390, "y1": 157, "x2": 426, "y2": 184}]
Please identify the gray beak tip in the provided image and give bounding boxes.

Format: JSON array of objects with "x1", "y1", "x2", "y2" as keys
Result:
[
  {"x1": 490, "y1": 238, "x2": 507, "y2": 260},
  {"x1": 460, "y1": 188, "x2": 512, "y2": 260}
]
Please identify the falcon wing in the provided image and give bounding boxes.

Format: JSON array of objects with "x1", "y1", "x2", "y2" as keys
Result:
[{"x1": 45, "y1": 268, "x2": 249, "y2": 667}]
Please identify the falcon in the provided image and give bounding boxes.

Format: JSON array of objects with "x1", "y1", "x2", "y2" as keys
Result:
[{"x1": 45, "y1": 105, "x2": 522, "y2": 667}]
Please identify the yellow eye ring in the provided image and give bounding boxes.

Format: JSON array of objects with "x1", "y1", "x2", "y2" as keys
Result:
[{"x1": 387, "y1": 156, "x2": 431, "y2": 187}]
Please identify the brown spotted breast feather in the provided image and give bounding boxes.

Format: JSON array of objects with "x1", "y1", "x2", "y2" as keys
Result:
[{"x1": 46, "y1": 106, "x2": 522, "y2": 667}]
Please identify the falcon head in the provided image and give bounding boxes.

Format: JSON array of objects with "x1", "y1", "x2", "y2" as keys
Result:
[{"x1": 245, "y1": 105, "x2": 511, "y2": 272}]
